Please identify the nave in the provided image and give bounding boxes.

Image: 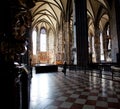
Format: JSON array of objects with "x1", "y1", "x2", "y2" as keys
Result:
[{"x1": 30, "y1": 68, "x2": 120, "y2": 109}]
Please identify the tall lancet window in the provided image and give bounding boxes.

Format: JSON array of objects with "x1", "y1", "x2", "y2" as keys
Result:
[
  {"x1": 40, "y1": 28, "x2": 47, "y2": 52},
  {"x1": 32, "y1": 30, "x2": 37, "y2": 55}
]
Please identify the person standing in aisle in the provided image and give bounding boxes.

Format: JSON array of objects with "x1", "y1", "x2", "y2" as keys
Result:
[{"x1": 62, "y1": 61, "x2": 67, "y2": 76}]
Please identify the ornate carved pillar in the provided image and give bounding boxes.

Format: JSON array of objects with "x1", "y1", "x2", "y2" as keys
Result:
[
  {"x1": 74, "y1": 0, "x2": 88, "y2": 67},
  {"x1": 0, "y1": 0, "x2": 34, "y2": 109},
  {"x1": 0, "y1": 0, "x2": 33, "y2": 64}
]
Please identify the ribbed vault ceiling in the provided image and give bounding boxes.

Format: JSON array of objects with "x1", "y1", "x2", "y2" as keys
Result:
[
  {"x1": 31, "y1": 0, "x2": 110, "y2": 33},
  {"x1": 31, "y1": 0, "x2": 66, "y2": 32}
]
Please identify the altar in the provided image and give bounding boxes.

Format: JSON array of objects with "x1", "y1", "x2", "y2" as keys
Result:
[{"x1": 35, "y1": 64, "x2": 58, "y2": 73}]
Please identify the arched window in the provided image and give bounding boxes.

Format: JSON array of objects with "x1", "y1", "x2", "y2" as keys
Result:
[
  {"x1": 100, "y1": 32, "x2": 104, "y2": 61},
  {"x1": 32, "y1": 30, "x2": 37, "y2": 55},
  {"x1": 40, "y1": 27, "x2": 47, "y2": 52},
  {"x1": 107, "y1": 25, "x2": 111, "y2": 50}
]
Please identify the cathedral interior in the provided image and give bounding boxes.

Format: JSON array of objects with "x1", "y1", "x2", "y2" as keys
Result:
[{"x1": 0, "y1": 0, "x2": 120, "y2": 109}]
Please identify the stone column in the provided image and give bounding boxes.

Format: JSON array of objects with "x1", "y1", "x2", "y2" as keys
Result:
[
  {"x1": 110, "y1": 0, "x2": 118, "y2": 62},
  {"x1": 63, "y1": 21, "x2": 71, "y2": 64},
  {"x1": 74, "y1": 0, "x2": 88, "y2": 67},
  {"x1": 0, "y1": 1, "x2": 34, "y2": 109},
  {"x1": 88, "y1": 35, "x2": 93, "y2": 63},
  {"x1": 63, "y1": 22, "x2": 70, "y2": 64},
  {"x1": 94, "y1": 26, "x2": 101, "y2": 63},
  {"x1": 102, "y1": 30, "x2": 108, "y2": 62},
  {"x1": 36, "y1": 29, "x2": 40, "y2": 63},
  {"x1": 72, "y1": 0, "x2": 77, "y2": 65},
  {"x1": 37, "y1": 28, "x2": 40, "y2": 51},
  {"x1": 115, "y1": 0, "x2": 120, "y2": 64},
  {"x1": 55, "y1": 27, "x2": 63, "y2": 64},
  {"x1": 89, "y1": 36, "x2": 92, "y2": 53}
]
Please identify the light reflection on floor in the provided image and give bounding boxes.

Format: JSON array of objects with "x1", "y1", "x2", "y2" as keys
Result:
[{"x1": 30, "y1": 67, "x2": 120, "y2": 109}]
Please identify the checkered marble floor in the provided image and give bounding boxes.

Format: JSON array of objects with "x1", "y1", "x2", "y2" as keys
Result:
[{"x1": 30, "y1": 67, "x2": 120, "y2": 109}]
